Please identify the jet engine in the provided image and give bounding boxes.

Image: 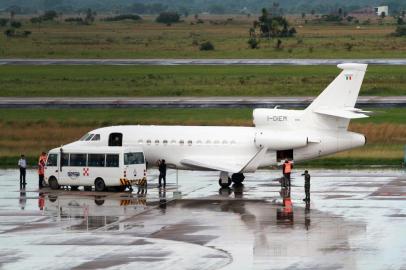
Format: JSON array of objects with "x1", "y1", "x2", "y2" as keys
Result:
[{"x1": 255, "y1": 130, "x2": 308, "y2": 150}]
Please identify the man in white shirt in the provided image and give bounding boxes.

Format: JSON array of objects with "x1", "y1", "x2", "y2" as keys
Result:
[{"x1": 18, "y1": 155, "x2": 27, "y2": 188}]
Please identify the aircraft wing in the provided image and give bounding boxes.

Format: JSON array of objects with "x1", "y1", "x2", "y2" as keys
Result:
[
  {"x1": 180, "y1": 157, "x2": 246, "y2": 173},
  {"x1": 180, "y1": 148, "x2": 268, "y2": 173}
]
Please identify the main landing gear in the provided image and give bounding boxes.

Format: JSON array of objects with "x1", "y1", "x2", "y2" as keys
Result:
[{"x1": 218, "y1": 172, "x2": 245, "y2": 188}]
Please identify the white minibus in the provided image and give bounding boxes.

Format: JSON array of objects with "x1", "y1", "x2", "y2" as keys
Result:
[{"x1": 44, "y1": 146, "x2": 146, "y2": 192}]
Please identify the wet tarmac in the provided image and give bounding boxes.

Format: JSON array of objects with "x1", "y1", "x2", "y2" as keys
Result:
[
  {"x1": 1, "y1": 58, "x2": 406, "y2": 66},
  {"x1": 0, "y1": 169, "x2": 405, "y2": 269}
]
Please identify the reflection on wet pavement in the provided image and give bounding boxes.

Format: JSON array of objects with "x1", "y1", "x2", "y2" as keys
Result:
[{"x1": 0, "y1": 169, "x2": 405, "y2": 269}]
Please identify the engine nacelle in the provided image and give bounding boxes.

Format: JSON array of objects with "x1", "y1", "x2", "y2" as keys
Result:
[{"x1": 255, "y1": 130, "x2": 308, "y2": 150}]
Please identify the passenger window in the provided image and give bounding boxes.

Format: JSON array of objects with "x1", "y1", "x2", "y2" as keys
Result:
[
  {"x1": 188, "y1": 140, "x2": 192, "y2": 146},
  {"x1": 62, "y1": 153, "x2": 69, "y2": 166},
  {"x1": 106, "y1": 154, "x2": 119, "y2": 167},
  {"x1": 146, "y1": 139, "x2": 151, "y2": 145},
  {"x1": 230, "y1": 140, "x2": 236, "y2": 144},
  {"x1": 108, "y1": 133, "x2": 122, "y2": 147},
  {"x1": 214, "y1": 140, "x2": 220, "y2": 144},
  {"x1": 88, "y1": 154, "x2": 105, "y2": 167},
  {"x1": 137, "y1": 139, "x2": 143, "y2": 144},
  {"x1": 196, "y1": 140, "x2": 202, "y2": 144},
  {"x1": 222, "y1": 140, "x2": 228, "y2": 144},
  {"x1": 124, "y1": 152, "x2": 144, "y2": 165},
  {"x1": 155, "y1": 139, "x2": 159, "y2": 145},
  {"x1": 206, "y1": 140, "x2": 211, "y2": 144},
  {"x1": 91, "y1": 134, "x2": 100, "y2": 141},
  {"x1": 46, "y1": 154, "x2": 58, "y2": 167},
  {"x1": 70, "y1": 154, "x2": 87, "y2": 167},
  {"x1": 179, "y1": 140, "x2": 184, "y2": 145},
  {"x1": 163, "y1": 140, "x2": 168, "y2": 145},
  {"x1": 170, "y1": 140, "x2": 176, "y2": 144}
]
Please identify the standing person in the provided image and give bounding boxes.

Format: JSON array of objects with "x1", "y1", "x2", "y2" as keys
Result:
[
  {"x1": 18, "y1": 154, "x2": 27, "y2": 188},
  {"x1": 158, "y1": 159, "x2": 167, "y2": 188},
  {"x1": 302, "y1": 170, "x2": 311, "y2": 202},
  {"x1": 282, "y1": 159, "x2": 293, "y2": 187},
  {"x1": 38, "y1": 152, "x2": 47, "y2": 189}
]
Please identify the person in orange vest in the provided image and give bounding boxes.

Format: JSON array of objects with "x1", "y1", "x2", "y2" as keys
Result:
[
  {"x1": 38, "y1": 152, "x2": 47, "y2": 189},
  {"x1": 282, "y1": 159, "x2": 293, "y2": 188}
]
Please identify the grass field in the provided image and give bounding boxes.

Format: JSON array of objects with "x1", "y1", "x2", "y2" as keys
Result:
[
  {"x1": 1, "y1": 65, "x2": 405, "y2": 97},
  {"x1": 0, "y1": 15, "x2": 404, "y2": 58},
  {"x1": 0, "y1": 107, "x2": 404, "y2": 167}
]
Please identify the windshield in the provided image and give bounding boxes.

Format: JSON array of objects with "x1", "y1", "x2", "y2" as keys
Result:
[{"x1": 124, "y1": 152, "x2": 144, "y2": 165}]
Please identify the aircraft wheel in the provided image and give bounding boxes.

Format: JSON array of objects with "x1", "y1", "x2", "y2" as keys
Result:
[
  {"x1": 84, "y1": 186, "x2": 92, "y2": 192},
  {"x1": 94, "y1": 178, "x2": 106, "y2": 192},
  {"x1": 231, "y1": 173, "x2": 245, "y2": 184},
  {"x1": 218, "y1": 177, "x2": 232, "y2": 188},
  {"x1": 49, "y1": 177, "x2": 60, "y2": 190}
]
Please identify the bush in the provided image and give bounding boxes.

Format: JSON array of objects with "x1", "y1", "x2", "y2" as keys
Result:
[
  {"x1": 10, "y1": 21, "x2": 21, "y2": 28},
  {"x1": 65, "y1": 17, "x2": 84, "y2": 23},
  {"x1": 393, "y1": 26, "x2": 406, "y2": 36},
  {"x1": 0, "y1": 18, "x2": 8, "y2": 27},
  {"x1": 42, "y1": 10, "x2": 58, "y2": 21},
  {"x1": 4, "y1": 29, "x2": 15, "y2": 37},
  {"x1": 199, "y1": 41, "x2": 214, "y2": 51},
  {"x1": 156, "y1": 12, "x2": 180, "y2": 24},
  {"x1": 103, "y1": 14, "x2": 142, "y2": 22},
  {"x1": 248, "y1": 37, "x2": 259, "y2": 49}
]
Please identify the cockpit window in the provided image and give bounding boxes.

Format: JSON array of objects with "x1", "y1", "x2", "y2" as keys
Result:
[
  {"x1": 80, "y1": 133, "x2": 89, "y2": 141},
  {"x1": 85, "y1": 134, "x2": 95, "y2": 141},
  {"x1": 91, "y1": 134, "x2": 100, "y2": 141}
]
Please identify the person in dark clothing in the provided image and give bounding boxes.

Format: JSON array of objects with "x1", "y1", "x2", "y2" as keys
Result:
[
  {"x1": 18, "y1": 154, "x2": 27, "y2": 188},
  {"x1": 158, "y1": 159, "x2": 167, "y2": 188},
  {"x1": 282, "y1": 159, "x2": 293, "y2": 187},
  {"x1": 302, "y1": 170, "x2": 311, "y2": 202}
]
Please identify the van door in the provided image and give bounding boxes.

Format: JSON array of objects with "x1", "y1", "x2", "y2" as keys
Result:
[
  {"x1": 45, "y1": 153, "x2": 59, "y2": 182},
  {"x1": 109, "y1": 133, "x2": 123, "y2": 146},
  {"x1": 124, "y1": 152, "x2": 146, "y2": 183}
]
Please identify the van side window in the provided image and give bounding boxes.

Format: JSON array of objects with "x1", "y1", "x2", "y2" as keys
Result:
[
  {"x1": 106, "y1": 154, "x2": 119, "y2": 167},
  {"x1": 108, "y1": 133, "x2": 123, "y2": 146},
  {"x1": 62, "y1": 153, "x2": 69, "y2": 166},
  {"x1": 88, "y1": 154, "x2": 105, "y2": 167},
  {"x1": 70, "y1": 154, "x2": 87, "y2": 167},
  {"x1": 124, "y1": 152, "x2": 144, "y2": 165},
  {"x1": 46, "y1": 154, "x2": 58, "y2": 166}
]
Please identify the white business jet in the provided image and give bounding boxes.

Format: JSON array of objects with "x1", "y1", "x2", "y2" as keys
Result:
[{"x1": 68, "y1": 63, "x2": 369, "y2": 187}]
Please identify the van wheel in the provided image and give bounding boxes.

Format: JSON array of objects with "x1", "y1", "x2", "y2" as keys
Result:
[
  {"x1": 94, "y1": 178, "x2": 106, "y2": 192},
  {"x1": 84, "y1": 186, "x2": 92, "y2": 192},
  {"x1": 49, "y1": 177, "x2": 60, "y2": 190},
  {"x1": 70, "y1": 185, "x2": 79, "y2": 191}
]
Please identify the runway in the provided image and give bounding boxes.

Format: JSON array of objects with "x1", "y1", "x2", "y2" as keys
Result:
[
  {"x1": 0, "y1": 169, "x2": 405, "y2": 269},
  {"x1": 1, "y1": 58, "x2": 406, "y2": 65},
  {"x1": 1, "y1": 96, "x2": 405, "y2": 108}
]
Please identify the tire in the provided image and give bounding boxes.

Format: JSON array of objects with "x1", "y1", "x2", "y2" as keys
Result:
[
  {"x1": 95, "y1": 196, "x2": 105, "y2": 206},
  {"x1": 49, "y1": 176, "x2": 60, "y2": 190},
  {"x1": 231, "y1": 173, "x2": 245, "y2": 185},
  {"x1": 94, "y1": 178, "x2": 106, "y2": 192},
  {"x1": 218, "y1": 177, "x2": 232, "y2": 188},
  {"x1": 84, "y1": 186, "x2": 92, "y2": 192}
]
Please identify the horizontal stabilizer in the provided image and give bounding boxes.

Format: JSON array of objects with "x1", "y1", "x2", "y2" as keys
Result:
[{"x1": 314, "y1": 107, "x2": 369, "y2": 119}]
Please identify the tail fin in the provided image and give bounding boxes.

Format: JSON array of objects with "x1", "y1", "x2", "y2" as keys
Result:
[{"x1": 304, "y1": 63, "x2": 368, "y2": 130}]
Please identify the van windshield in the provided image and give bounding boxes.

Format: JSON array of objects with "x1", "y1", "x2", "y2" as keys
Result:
[{"x1": 124, "y1": 152, "x2": 144, "y2": 165}]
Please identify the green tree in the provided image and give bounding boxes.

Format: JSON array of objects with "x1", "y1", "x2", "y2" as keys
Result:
[{"x1": 156, "y1": 12, "x2": 180, "y2": 24}]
